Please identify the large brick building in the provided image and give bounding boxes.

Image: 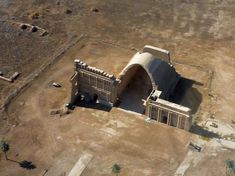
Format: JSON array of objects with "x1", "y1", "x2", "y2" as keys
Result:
[{"x1": 70, "y1": 45, "x2": 192, "y2": 131}]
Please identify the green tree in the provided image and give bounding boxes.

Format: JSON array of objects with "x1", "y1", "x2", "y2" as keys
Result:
[
  {"x1": 112, "y1": 163, "x2": 121, "y2": 176},
  {"x1": 0, "y1": 140, "x2": 10, "y2": 160},
  {"x1": 225, "y1": 159, "x2": 235, "y2": 176}
]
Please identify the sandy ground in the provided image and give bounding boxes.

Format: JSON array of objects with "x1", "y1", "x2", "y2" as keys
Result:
[
  {"x1": 0, "y1": 0, "x2": 235, "y2": 175},
  {"x1": 0, "y1": 41, "x2": 192, "y2": 176}
]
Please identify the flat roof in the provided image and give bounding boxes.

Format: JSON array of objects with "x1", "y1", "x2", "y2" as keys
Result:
[{"x1": 155, "y1": 98, "x2": 191, "y2": 112}]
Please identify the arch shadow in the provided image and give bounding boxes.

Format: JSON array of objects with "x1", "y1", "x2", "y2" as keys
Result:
[
  {"x1": 74, "y1": 98, "x2": 112, "y2": 112},
  {"x1": 117, "y1": 65, "x2": 152, "y2": 114},
  {"x1": 70, "y1": 94, "x2": 112, "y2": 112},
  {"x1": 169, "y1": 77, "x2": 203, "y2": 114},
  {"x1": 190, "y1": 124, "x2": 221, "y2": 139}
]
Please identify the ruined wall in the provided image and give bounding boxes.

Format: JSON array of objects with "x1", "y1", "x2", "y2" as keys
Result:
[
  {"x1": 70, "y1": 71, "x2": 79, "y2": 105},
  {"x1": 70, "y1": 60, "x2": 120, "y2": 105}
]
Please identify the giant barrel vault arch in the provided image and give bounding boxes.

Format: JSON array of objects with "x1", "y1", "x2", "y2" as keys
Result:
[
  {"x1": 69, "y1": 45, "x2": 192, "y2": 131},
  {"x1": 118, "y1": 51, "x2": 180, "y2": 100}
]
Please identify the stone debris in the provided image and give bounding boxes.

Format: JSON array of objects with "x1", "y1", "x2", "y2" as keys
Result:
[
  {"x1": 189, "y1": 142, "x2": 202, "y2": 152},
  {"x1": 31, "y1": 12, "x2": 40, "y2": 19},
  {"x1": 210, "y1": 122, "x2": 218, "y2": 128},
  {"x1": 91, "y1": 8, "x2": 99, "y2": 13},
  {"x1": 52, "y1": 82, "x2": 62, "y2": 88},
  {"x1": 204, "y1": 118, "x2": 235, "y2": 137},
  {"x1": 0, "y1": 72, "x2": 20, "y2": 83},
  {"x1": 18, "y1": 22, "x2": 48, "y2": 36},
  {"x1": 31, "y1": 26, "x2": 38, "y2": 32},
  {"x1": 65, "y1": 9, "x2": 72, "y2": 14},
  {"x1": 50, "y1": 106, "x2": 69, "y2": 117}
]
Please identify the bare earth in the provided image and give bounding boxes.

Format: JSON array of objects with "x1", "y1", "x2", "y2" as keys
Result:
[{"x1": 0, "y1": 1, "x2": 235, "y2": 176}]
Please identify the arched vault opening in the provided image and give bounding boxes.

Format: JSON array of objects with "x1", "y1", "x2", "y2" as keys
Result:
[{"x1": 117, "y1": 64, "x2": 152, "y2": 114}]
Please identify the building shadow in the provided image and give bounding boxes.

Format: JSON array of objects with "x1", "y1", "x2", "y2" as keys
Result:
[
  {"x1": 75, "y1": 100, "x2": 112, "y2": 112},
  {"x1": 170, "y1": 77, "x2": 203, "y2": 114},
  {"x1": 190, "y1": 124, "x2": 221, "y2": 139}
]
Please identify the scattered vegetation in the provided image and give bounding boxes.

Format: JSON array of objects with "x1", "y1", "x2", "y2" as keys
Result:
[
  {"x1": 112, "y1": 163, "x2": 121, "y2": 176},
  {"x1": 0, "y1": 140, "x2": 10, "y2": 160},
  {"x1": 225, "y1": 159, "x2": 235, "y2": 176},
  {"x1": 0, "y1": 140, "x2": 36, "y2": 169}
]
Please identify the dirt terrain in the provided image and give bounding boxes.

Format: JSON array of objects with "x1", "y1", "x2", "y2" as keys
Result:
[
  {"x1": 0, "y1": 0, "x2": 235, "y2": 176},
  {"x1": 0, "y1": 40, "x2": 193, "y2": 176}
]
